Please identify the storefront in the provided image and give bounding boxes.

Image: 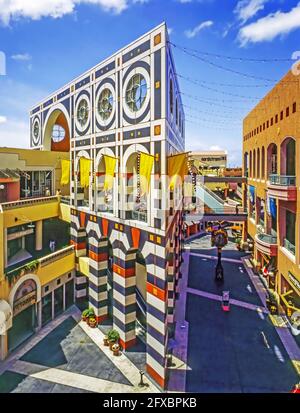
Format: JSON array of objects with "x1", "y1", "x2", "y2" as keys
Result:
[
  {"x1": 280, "y1": 272, "x2": 300, "y2": 317},
  {"x1": 41, "y1": 272, "x2": 75, "y2": 327}
]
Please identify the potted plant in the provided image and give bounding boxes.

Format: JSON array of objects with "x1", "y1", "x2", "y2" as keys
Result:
[
  {"x1": 81, "y1": 309, "x2": 90, "y2": 322},
  {"x1": 111, "y1": 343, "x2": 120, "y2": 356},
  {"x1": 88, "y1": 316, "x2": 97, "y2": 328},
  {"x1": 107, "y1": 329, "x2": 120, "y2": 350}
]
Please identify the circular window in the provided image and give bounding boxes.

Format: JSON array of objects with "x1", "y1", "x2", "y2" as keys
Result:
[
  {"x1": 77, "y1": 99, "x2": 89, "y2": 127},
  {"x1": 98, "y1": 88, "x2": 113, "y2": 121},
  {"x1": 51, "y1": 124, "x2": 66, "y2": 142},
  {"x1": 125, "y1": 74, "x2": 147, "y2": 112},
  {"x1": 33, "y1": 120, "x2": 39, "y2": 139}
]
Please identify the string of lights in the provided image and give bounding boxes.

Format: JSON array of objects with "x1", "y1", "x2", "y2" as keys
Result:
[
  {"x1": 182, "y1": 104, "x2": 247, "y2": 119},
  {"x1": 186, "y1": 118, "x2": 240, "y2": 131},
  {"x1": 169, "y1": 42, "x2": 278, "y2": 82},
  {"x1": 176, "y1": 73, "x2": 273, "y2": 88},
  {"x1": 181, "y1": 92, "x2": 254, "y2": 109}
]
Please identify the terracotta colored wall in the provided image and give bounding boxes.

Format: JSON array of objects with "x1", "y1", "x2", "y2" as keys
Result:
[{"x1": 51, "y1": 113, "x2": 70, "y2": 152}]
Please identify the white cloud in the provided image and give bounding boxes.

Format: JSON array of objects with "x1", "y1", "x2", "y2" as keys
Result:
[
  {"x1": 184, "y1": 20, "x2": 213, "y2": 38},
  {"x1": 0, "y1": 0, "x2": 138, "y2": 25},
  {"x1": 168, "y1": 27, "x2": 174, "y2": 35},
  {"x1": 238, "y1": 2, "x2": 300, "y2": 46},
  {"x1": 234, "y1": 0, "x2": 269, "y2": 24},
  {"x1": 0, "y1": 115, "x2": 7, "y2": 124},
  {"x1": 11, "y1": 53, "x2": 32, "y2": 61}
]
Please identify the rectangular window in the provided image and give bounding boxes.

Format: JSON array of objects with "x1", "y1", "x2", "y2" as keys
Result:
[
  {"x1": 267, "y1": 120, "x2": 269, "y2": 128},
  {"x1": 280, "y1": 111, "x2": 283, "y2": 120},
  {"x1": 286, "y1": 107, "x2": 289, "y2": 117},
  {"x1": 271, "y1": 118, "x2": 273, "y2": 126},
  {"x1": 275, "y1": 114, "x2": 278, "y2": 123}
]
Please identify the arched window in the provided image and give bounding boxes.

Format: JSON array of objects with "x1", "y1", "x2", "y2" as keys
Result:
[
  {"x1": 257, "y1": 148, "x2": 260, "y2": 179},
  {"x1": 253, "y1": 150, "x2": 256, "y2": 178},
  {"x1": 249, "y1": 151, "x2": 252, "y2": 178}
]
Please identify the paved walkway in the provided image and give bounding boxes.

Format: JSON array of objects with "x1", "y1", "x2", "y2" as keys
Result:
[
  {"x1": 0, "y1": 305, "x2": 160, "y2": 393},
  {"x1": 190, "y1": 252, "x2": 243, "y2": 264},
  {"x1": 242, "y1": 256, "x2": 300, "y2": 377},
  {"x1": 187, "y1": 287, "x2": 269, "y2": 314}
]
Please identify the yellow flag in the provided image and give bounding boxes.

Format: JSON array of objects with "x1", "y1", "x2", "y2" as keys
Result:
[
  {"x1": 103, "y1": 155, "x2": 117, "y2": 191},
  {"x1": 61, "y1": 159, "x2": 70, "y2": 186},
  {"x1": 80, "y1": 157, "x2": 91, "y2": 188},
  {"x1": 168, "y1": 153, "x2": 187, "y2": 190},
  {"x1": 139, "y1": 152, "x2": 154, "y2": 195}
]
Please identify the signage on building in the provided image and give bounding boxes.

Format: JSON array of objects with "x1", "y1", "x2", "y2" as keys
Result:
[
  {"x1": 13, "y1": 279, "x2": 37, "y2": 316},
  {"x1": 288, "y1": 272, "x2": 300, "y2": 292}
]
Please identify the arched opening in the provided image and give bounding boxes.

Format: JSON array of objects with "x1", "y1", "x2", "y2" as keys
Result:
[
  {"x1": 95, "y1": 156, "x2": 114, "y2": 213},
  {"x1": 249, "y1": 151, "x2": 252, "y2": 178},
  {"x1": 125, "y1": 152, "x2": 147, "y2": 223},
  {"x1": 280, "y1": 137, "x2": 296, "y2": 176},
  {"x1": 257, "y1": 148, "x2": 260, "y2": 179},
  {"x1": 267, "y1": 143, "x2": 278, "y2": 177},
  {"x1": 43, "y1": 109, "x2": 70, "y2": 152},
  {"x1": 261, "y1": 147, "x2": 265, "y2": 179},
  {"x1": 253, "y1": 149, "x2": 256, "y2": 178}
]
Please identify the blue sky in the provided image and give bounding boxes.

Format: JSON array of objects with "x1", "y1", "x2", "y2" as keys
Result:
[{"x1": 0, "y1": 0, "x2": 300, "y2": 166}]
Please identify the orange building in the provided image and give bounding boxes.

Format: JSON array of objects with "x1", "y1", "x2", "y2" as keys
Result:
[{"x1": 243, "y1": 69, "x2": 300, "y2": 319}]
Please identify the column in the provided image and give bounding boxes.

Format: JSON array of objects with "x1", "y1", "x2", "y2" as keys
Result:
[
  {"x1": 35, "y1": 220, "x2": 43, "y2": 251},
  {"x1": 113, "y1": 250, "x2": 136, "y2": 349},
  {"x1": 88, "y1": 238, "x2": 108, "y2": 323}
]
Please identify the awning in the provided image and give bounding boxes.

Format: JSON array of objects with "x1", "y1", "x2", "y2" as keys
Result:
[{"x1": 0, "y1": 300, "x2": 13, "y2": 335}]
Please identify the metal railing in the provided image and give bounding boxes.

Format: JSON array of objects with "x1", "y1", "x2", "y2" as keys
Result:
[
  {"x1": 257, "y1": 233, "x2": 277, "y2": 245},
  {"x1": 269, "y1": 175, "x2": 296, "y2": 186},
  {"x1": 39, "y1": 245, "x2": 75, "y2": 267},
  {"x1": 283, "y1": 238, "x2": 296, "y2": 255},
  {"x1": 0, "y1": 195, "x2": 58, "y2": 211}
]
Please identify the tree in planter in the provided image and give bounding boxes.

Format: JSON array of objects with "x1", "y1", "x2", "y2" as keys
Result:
[
  {"x1": 107, "y1": 329, "x2": 120, "y2": 350},
  {"x1": 81, "y1": 308, "x2": 95, "y2": 322}
]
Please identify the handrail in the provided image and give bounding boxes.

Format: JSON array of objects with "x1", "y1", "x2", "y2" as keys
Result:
[
  {"x1": 256, "y1": 233, "x2": 277, "y2": 244},
  {"x1": 39, "y1": 245, "x2": 75, "y2": 267}
]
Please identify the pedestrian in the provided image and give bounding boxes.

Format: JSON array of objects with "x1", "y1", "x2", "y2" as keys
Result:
[
  {"x1": 45, "y1": 187, "x2": 51, "y2": 196},
  {"x1": 49, "y1": 240, "x2": 55, "y2": 253}
]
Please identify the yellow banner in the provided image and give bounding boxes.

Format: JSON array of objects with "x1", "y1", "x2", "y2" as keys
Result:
[
  {"x1": 60, "y1": 159, "x2": 70, "y2": 186},
  {"x1": 80, "y1": 157, "x2": 91, "y2": 188},
  {"x1": 168, "y1": 153, "x2": 188, "y2": 190},
  {"x1": 139, "y1": 152, "x2": 154, "y2": 195},
  {"x1": 103, "y1": 155, "x2": 117, "y2": 191}
]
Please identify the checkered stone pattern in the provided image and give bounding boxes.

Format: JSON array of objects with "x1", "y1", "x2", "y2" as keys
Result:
[{"x1": 113, "y1": 249, "x2": 137, "y2": 349}]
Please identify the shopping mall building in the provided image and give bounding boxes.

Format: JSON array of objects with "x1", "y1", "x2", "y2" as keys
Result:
[
  {"x1": 18, "y1": 22, "x2": 185, "y2": 388},
  {"x1": 243, "y1": 69, "x2": 300, "y2": 320}
]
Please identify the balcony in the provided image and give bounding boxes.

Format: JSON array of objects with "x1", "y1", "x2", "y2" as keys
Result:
[
  {"x1": 255, "y1": 233, "x2": 278, "y2": 256},
  {"x1": 283, "y1": 238, "x2": 296, "y2": 256},
  {"x1": 267, "y1": 175, "x2": 297, "y2": 201}
]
